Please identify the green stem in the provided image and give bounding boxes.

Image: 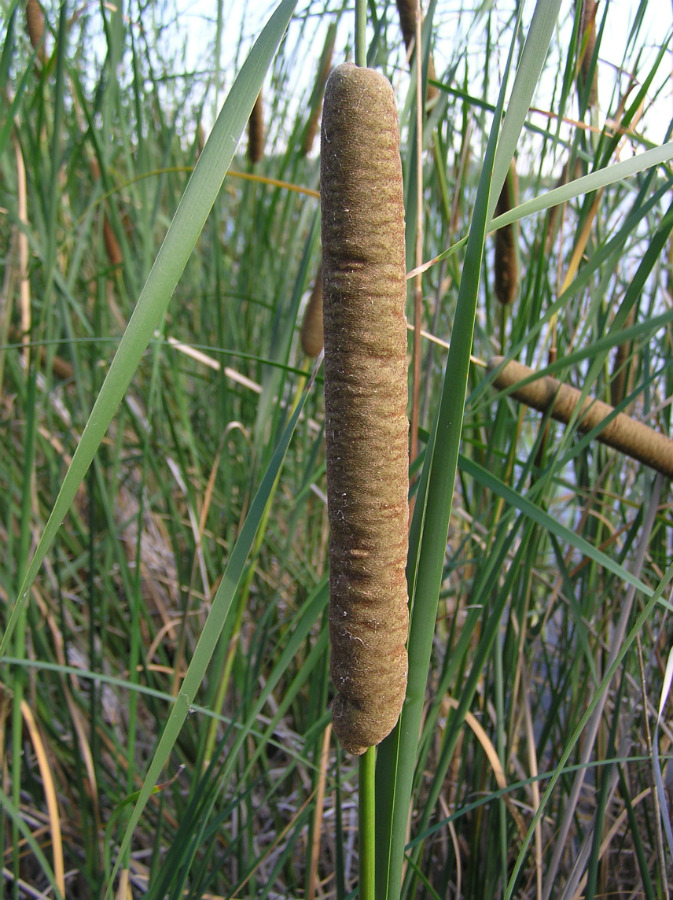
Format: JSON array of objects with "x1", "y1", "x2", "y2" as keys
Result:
[
  {"x1": 355, "y1": 0, "x2": 367, "y2": 68},
  {"x1": 359, "y1": 746, "x2": 376, "y2": 900}
]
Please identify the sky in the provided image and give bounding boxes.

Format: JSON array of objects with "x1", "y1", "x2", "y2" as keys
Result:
[{"x1": 166, "y1": 0, "x2": 672, "y2": 149}]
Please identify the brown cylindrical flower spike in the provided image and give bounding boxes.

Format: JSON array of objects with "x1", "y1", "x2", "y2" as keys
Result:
[
  {"x1": 396, "y1": 0, "x2": 439, "y2": 104},
  {"x1": 301, "y1": 24, "x2": 336, "y2": 157},
  {"x1": 300, "y1": 262, "x2": 324, "y2": 358},
  {"x1": 26, "y1": 0, "x2": 46, "y2": 62},
  {"x1": 248, "y1": 92, "x2": 265, "y2": 164},
  {"x1": 494, "y1": 161, "x2": 519, "y2": 306},
  {"x1": 488, "y1": 356, "x2": 673, "y2": 478},
  {"x1": 321, "y1": 63, "x2": 409, "y2": 755},
  {"x1": 577, "y1": 0, "x2": 598, "y2": 110}
]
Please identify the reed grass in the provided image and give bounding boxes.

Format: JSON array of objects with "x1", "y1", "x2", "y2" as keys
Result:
[{"x1": 1, "y1": 1, "x2": 673, "y2": 898}]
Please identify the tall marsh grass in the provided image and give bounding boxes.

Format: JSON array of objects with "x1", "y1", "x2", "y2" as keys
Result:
[{"x1": 1, "y1": 0, "x2": 673, "y2": 898}]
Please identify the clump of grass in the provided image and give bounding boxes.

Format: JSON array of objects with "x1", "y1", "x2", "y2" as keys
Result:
[
  {"x1": 2, "y1": 2, "x2": 672, "y2": 897},
  {"x1": 321, "y1": 62, "x2": 409, "y2": 756}
]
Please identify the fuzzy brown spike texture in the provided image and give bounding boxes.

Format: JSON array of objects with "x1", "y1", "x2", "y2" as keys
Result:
[{"x1": 321, "y1": 63, "x2": 409, "y2": 756}]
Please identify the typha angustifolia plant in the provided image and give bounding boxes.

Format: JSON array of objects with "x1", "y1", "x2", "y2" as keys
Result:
[{"x1": 6, "y1": 0, "x2": 673, "y2": 896}]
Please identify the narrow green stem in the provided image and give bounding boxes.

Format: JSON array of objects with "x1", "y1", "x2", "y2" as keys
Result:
[
  {"x1": 355, "y1": 0, "x2": 367, "y2": 68},
  {"x1": 359, "y1": 746, "x2": 376, "y2": 900}
]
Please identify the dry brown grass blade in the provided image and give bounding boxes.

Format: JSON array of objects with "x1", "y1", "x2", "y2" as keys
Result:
[
  {"x1": 442, "y1": 696, "x2": 528, "y2": 842},
  {"x1": 307, "y1": 723, "x2": 332, "y2": 900},
  {"x1": 488, "y1": 356, "x2": 673, "y2": 478},
  {"x1": 20, "y1": 700, "x2": 65, "y2": 896}
]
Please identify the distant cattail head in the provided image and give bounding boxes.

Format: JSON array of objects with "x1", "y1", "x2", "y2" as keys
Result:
[
  {"x1": 576, "y1": 0, "x2": 598, "y2": 110},
  {"x1": 494, "y1": 161, "x2": 519, "y2": 306},
  {"x1": 300, "y1": 263, "x2": 323, "y2": 357},
  {"x1": 26, "y1": 0, "x2": 46, "y2": 62},
  {"x1": 89, "y1": 156, "x2": 123, "y2": 269},
  {"x1": 301, "y1": 24, "x2": 336, "y2": 156},
  {"x1": 395, "y1": 0, "x2": 439, "y2": 105},
  {"x1": 102, "y1": 216, "x2": 123, "y2": 268},
  {"x1": 196, "y1": 123, "x2": 206, "y2": 159},
  {"x1": 247, "y1": 92, "x2": 265, "y2": 164},
  {"x1": 321, "y1": 63, "x2": 409, "y2": 755}
]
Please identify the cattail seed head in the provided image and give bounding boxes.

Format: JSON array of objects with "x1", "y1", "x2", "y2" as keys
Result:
[
  {"x1": 26, "y1": 0, "x2": 46, "y2": 61},
  {"x1": 321, "y1": 63, "x2": 409, "y2": 755},
  {"x1": 577, "y1": 0, "x2": 598, "y2": 110},
  {"x1": 494, "y1": 161, "x2": 519, "y2": 306},
  {"x1": 301, "y1": 24, "x2": 336, "y2": 156},
  {"x1": 488, "y1": 356, "x2": 673, "y2": 478},
  {"x1": 395, "y1": 0, "x2": 439, "y2": 104},
  {"x1": 248, "y1": 92, "x2": 265, "y2": 164},
  {"x1": 103, "y1": 216, "x2": 123, "y2": 268},
  {"x1": 300, "y1": 263, "x2": 323, "y2": 358}
]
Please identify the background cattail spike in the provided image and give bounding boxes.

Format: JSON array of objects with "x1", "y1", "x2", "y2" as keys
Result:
[
  {"x1": 26, "y1": 0, "x2": 46, "y2": 62},
  {"x1": 576, "y1": 0, "x2": 598, "y2": 110},
  {"x1": 494, "y1": 160, "x2": 519, "y2": 306},
  {"x1": 395, "y1": 0, "x2": 439, "y2": 105},
  {"x1": 248, "y1": 92, "x2": 265, "y2": 164},
  {"x1": 488, "y1": 356, "x2": 673, "y2": 478},
  {"x1": 300, "y1": 262, "x2": 323, "y2": 358},
  {"x1": 301, "y1": 23, "x2": 336, "y2": 156}
]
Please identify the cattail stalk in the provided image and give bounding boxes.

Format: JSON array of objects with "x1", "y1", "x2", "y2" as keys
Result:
[
  {"x1": 489, "y1": 356, "x2": 673, "y2": 478},
  {"x1": 321, "y1": 63, "x2": 409, "y2": 756}
]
